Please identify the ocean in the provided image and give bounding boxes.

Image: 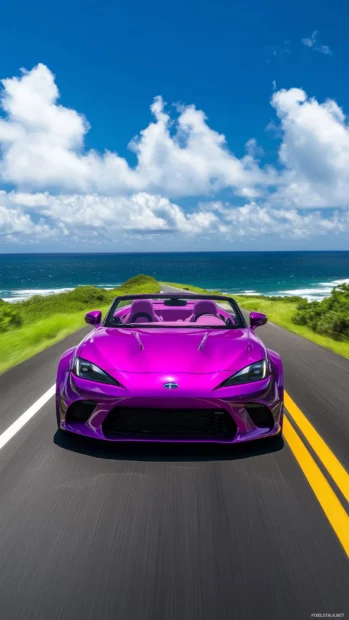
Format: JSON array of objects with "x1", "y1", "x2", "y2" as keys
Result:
[{"x1": 1, "y1": 252, "x2": 349, "y2": 302}]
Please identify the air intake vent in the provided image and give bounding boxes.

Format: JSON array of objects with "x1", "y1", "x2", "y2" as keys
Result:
[
  {"x1": 66, "y1": 400, "x2": 96, "y2": 422},
  {"x1": 245, "y1": 404, "x2": 274, "y2": 429},
  {"x1": 103, "y1": 408, "x2": 237, "y2": 440}
]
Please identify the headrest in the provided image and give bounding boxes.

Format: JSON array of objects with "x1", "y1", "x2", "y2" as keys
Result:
[
  {"x1": 193, "y1": 300, "x2": 218, "y2": 319},
  {"x1": 129, "y1": 299, "x2": 158, "y2": 323}
]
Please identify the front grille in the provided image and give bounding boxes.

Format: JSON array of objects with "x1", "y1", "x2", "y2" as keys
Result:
[
  {"x1": 102, "y1": 408, "x2": 237, "y2": 440},
  {"x1": 245, "y1": 404, "x2": 274, "y2": 429},
  {"x1": 66, "y1": 400, "x2": 96, "y2": 422}
]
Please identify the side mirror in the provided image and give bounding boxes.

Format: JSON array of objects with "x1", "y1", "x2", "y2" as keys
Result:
[
  {"x1": 250, "y1": 311, "x2": 267, "y2": 330},
  {"x1": 85, "y1": 310, "x2": 102, "y2": 326}
]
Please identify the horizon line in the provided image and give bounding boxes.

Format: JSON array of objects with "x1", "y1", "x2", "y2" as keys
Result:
[{"x1": 1, "y1": 250, "x2": 349, "y2": 256}]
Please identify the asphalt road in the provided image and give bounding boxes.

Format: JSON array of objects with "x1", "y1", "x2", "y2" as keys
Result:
[{"x1": 0, "y1": 286, "x2": 348, "y2": 620}]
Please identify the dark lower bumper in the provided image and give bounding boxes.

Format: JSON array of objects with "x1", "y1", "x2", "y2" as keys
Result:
[
  {"x1": 57, "y1": 383, "x2": 283, "y2": 444},
  {"x1": 59, "y1": 422, "x2": 283, "y2": 444}
]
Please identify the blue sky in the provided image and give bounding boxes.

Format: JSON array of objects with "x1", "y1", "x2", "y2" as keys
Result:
[{"x1": 1, "y1": 0, "x2": 349, "y2": 251}]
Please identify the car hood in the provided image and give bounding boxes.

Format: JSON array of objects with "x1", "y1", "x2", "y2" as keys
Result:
[{"x1": 78, "y1": 326, "x2": 266, "y2": 374}]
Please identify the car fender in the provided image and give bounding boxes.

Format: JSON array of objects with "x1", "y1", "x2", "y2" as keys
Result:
[
  {"x1": 56, "y1": 347, "x2": 76, "y2": 427},
  {"x1": 56, "y1": 347, "x2": 75, "y2": 386},
  {"x1": 268, "y1": 348, "x2": 284, "y2": 393}
]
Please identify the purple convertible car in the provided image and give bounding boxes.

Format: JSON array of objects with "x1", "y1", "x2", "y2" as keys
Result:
[{"x1": 56, "y1": 294, "x2": 284, "y2": 444}]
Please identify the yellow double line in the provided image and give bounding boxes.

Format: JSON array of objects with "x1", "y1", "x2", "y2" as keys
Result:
[{"x1": 284, "y1": 391, "x2": 349, "y2": 557}]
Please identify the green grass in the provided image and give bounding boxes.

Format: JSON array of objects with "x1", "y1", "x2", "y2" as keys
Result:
[
  {"x1": 2, "y1": 274, "x2": 349, "y2": 375},
  {"x1": 233, "y1": 295, "x2": 349, "y2": 359},
  {"x1": 0, "y1": 275, "x2": 160, "y2": 374},
  {"x1": 0, "y1": 313, "x2": 89, "y2": 373},
  {"x1": 162, "y1": 281, "x2": 349, "y2": 360}
]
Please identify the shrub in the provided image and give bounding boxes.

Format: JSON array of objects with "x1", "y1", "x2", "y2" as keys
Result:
[
  {"x1": 0, "y1": 275, "x2": 160, "y2": 334},
  {"x1": 0, "y1": 304, "x2": 23, "y2": 332},
  {"x1": 293, "y1": 284, "x2": 349, "y2": 340}
]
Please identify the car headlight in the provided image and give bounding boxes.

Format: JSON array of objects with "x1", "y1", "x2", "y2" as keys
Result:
[
  {"x1": 73, "y1": 357, "x2": 121, "y2": 386},
  {"x1": 220, "y1": 360, "x2": 270, "y2": 387}
]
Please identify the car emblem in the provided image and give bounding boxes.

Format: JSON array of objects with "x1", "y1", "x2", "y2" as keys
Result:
[{"x1": 163, "y1": 382, "x2": 179, "y2": 389}]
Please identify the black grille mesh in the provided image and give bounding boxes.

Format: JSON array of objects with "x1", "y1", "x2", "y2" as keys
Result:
[
  {"x1": 66, "y1": 400, "x2": 96, "y2": 422},
  {"x1": 245, "y1": 404, "x2": 274, "y2": 429},
  {"x1": 103, "y1": 408, "x2": 237, "y2": 440}
]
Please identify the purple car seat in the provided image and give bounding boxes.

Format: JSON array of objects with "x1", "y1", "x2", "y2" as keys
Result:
[
  {"x1": 128, "y1": 299, "x2": 162, "y2": 323},
  {"x1": 186, "y1": 300, "x2": 219, "y2": 322}
]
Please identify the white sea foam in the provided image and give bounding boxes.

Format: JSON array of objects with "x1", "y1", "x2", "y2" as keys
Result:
[
  {"x1": 1, "y1": 284, "x2": 123, "y2": 303},
  {"x1": 229, "y1": 278, "x2": 348, "y2": 301},
  {"x1": 282, "y1": 293, "x2": 325, "y2": 302},
  {"x1": 319, "y1": 278, "x2": 349, "y2": 287},
  {"x1": 2, "y1": 287, "x2": 75, "y2": 303},
  {"x1": 13, "y1": 288, "x2": 74, "y2": 295},
  {"x1": 283, "y1": 288, "x2": 333, "y2": 296},
  {"x1": 3, "y1": 296, "x2": 28, "y2": 303},
  {"x1": 2, "y1": 278, "x2": 348, "y2": 303},
  {"x1": 238, "y1": 290, "x2": 259, "y2": 295},
  {"x1": 281, "y1": 279, "x2": 349, "y2": 301},
  {"x1": 224, "y1": 289, "x2": 259, "y2": 296}
]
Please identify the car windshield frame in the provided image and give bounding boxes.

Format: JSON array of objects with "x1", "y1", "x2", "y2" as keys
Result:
[{"x1": 104, "y1": 294, "x2": 246, "y2": 329}]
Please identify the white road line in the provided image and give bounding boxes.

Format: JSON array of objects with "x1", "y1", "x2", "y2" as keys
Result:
[{"x1": 0, "y1": 384, "x2": 55, "y2": 450}]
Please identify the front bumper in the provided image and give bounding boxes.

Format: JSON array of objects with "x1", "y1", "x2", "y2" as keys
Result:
[{"x1": 57, "y1": 371, "x2": 283, "y2": 444}]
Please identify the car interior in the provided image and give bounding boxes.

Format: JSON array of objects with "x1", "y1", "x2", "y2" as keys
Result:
[{"x1": 111, "y1": 298, "x2": 236, "y2": 326}]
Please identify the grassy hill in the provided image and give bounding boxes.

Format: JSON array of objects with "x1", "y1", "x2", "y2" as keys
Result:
[
  {"x1": 1, "y1": 274, "x2": 349, "y2": 374},
  {"x1": 0, "y1": 275, "x2": 160, "y2": 374},
  {"x1": 163, "y1": 281, "x2": 349, "y2": 359}
]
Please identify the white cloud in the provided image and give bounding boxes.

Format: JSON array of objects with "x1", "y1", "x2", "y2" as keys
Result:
[
  {"x1": 270, "y1": 88, "x2": 349, "y2": 207},
  {"x1": 0, "y1": 202, "x2": 53, "y2": 241},
  {"x1": 211, "y1": 202, "x2": 348, "y2": 238},
  {"x1": 302, "y1": 31, "x2": 332, "y2": 55},
  {"x1": 1, "y1": 63, "x2": 349, "y2": 248},
  {"x1": 302, "y1": 33, "x2": 315, "y2": 47},
  {"x1": 2, "y1": 191, "x2": 226, "y2": 240},
  {"x1": 2, "y1": 191, "x2": 349, "y2": 246},
  {"x1": 0, "y1": 64, "x2": 273, "y2": 198}
]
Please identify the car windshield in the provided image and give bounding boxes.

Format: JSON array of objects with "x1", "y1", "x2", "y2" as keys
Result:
[{"x1": 104, "y1": 295, "x2": 245, "y2": 329}]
